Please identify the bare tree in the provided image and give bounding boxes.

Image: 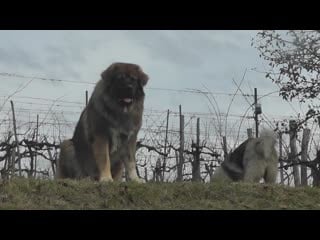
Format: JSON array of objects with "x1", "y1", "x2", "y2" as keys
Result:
[{"x1": 252, "y1": 30, "x2": 320, "y2": 103}]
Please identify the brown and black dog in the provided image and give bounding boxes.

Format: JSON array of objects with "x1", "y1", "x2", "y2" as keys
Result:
[{"x1": 56, "y1": 63, "x2": 149, "y2": 182}]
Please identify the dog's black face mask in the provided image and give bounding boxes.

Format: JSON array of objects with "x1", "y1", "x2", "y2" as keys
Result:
[
  {"x1": 100, "y1": 62, "x2": 149, "y2": 114},
  {"x1": 111, "y1": 73, "x2": 145, "y2": 112}
]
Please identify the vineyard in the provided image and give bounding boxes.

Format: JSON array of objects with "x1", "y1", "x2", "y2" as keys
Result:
[{"x1": 1, "y1": 84, "x2": 320, "y2": 187}]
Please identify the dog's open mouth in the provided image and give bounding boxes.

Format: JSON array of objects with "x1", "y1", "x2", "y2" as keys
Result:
[
  {"x1": 120, "y1": 98, "x2": 133, "y2": 104},
  {"x1": 119, "y1": 97, "x2": 133, "y2": 105},
  {"x1": 117, "y1": 86, "x2": 134, "y2": 112},
  {"x1": 119, "y1": 97, "x2": 134, "y2": 113}
]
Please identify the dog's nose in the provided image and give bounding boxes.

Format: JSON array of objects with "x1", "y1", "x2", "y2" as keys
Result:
[
  {"x1": 118, "y1": 86, "x2": 134, "y2": 99},
  {"x1": 122, "y1": 86, "x2": 133, "y2": 92},
  {"x1": 124, "y1": 85, "x2": 134, "y2": 93}
]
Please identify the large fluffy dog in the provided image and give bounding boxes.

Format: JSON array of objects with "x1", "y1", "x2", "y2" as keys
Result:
[
  {"x1": 56, "y1": 62, "x2": 149, "y2": 182},
  {"x1": 211, "y1": 130, "x2": 278, "y2": 183}
]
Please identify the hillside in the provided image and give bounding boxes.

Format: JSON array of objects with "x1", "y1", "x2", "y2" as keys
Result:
[{"x1": 0, "y1": 178, "x2": 320, "y2": 210}]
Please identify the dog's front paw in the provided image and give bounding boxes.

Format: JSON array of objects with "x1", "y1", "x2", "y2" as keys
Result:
[
  {"x1": 129, "y1": 176, "x2": 144, "y2": 183},
  {"x1": 100, "y1": 176, "x2": 114, "y2": 182}
]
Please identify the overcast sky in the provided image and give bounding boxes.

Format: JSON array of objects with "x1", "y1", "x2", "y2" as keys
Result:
[{"x1": 0, "y1": 30, "x2": 308, "y2": 141}]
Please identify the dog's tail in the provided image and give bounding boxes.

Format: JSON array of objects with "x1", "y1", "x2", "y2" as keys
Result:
[{"x1": 255, "y1": 129, "x2": 278, "y2": 160}]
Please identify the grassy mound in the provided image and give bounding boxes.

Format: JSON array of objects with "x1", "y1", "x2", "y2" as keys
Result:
[{"x1": 0, "y1": 178, "x2": 319, "y2": 209}]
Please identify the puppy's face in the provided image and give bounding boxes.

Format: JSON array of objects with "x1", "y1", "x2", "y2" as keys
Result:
[{"x1": 101, "y1": 63, "x2": 149, "y2": 113}]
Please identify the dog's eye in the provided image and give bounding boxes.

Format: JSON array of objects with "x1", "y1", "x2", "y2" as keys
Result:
[{"x1": 130, "y1": 76, "x2": 138, "y2": 82}]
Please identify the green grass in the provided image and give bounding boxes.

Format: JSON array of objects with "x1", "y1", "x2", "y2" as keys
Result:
[{"x1": 0, "y1": 178, "x2": 320, "y2": 209}]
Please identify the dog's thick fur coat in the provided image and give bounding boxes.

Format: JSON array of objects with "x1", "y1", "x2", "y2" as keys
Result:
[
  {"x1": 56, "y1": 63, "x2": 149, "y2": 182},
  {"x1": 211, "y1": 130, "x2": 278, "y2": 183}
]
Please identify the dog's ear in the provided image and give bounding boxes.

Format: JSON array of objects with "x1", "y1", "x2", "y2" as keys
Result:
[
  {"x1": 101, "y1": 63, "x2": 119, "y2": 81},
  {"x1": 136, "y1": 65, "x2": 149, "y2": 87}
]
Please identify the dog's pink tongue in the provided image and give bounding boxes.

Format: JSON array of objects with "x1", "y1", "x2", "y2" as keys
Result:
[{"x1": 123, "y1": 98, "x2": 133, "y2": 103}]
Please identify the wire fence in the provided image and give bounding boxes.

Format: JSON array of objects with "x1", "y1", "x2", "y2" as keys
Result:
[{"x1": 1, "y1": 73, "x2": 320, "y2": 186}]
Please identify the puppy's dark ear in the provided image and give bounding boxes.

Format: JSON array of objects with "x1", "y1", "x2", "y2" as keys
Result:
[
  {"x1": 101, "y1": 63, "x2": 118, "y2": 80},
  {"x1": 137, "y1": 66, "x2": 149, "y2": 87}
]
